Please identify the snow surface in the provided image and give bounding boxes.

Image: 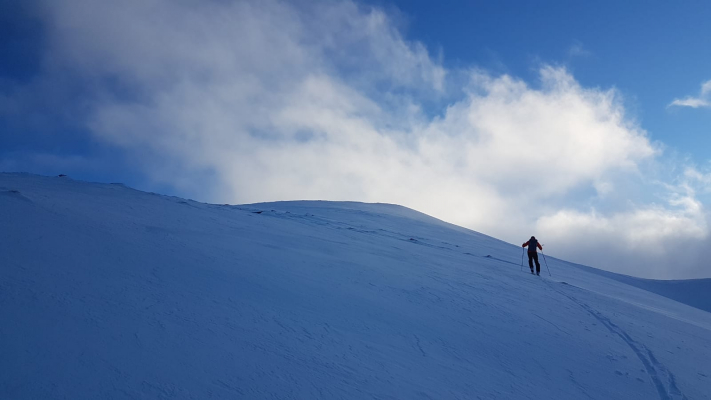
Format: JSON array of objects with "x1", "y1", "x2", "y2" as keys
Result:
[{"x1": 1, "y1": 173, "x2": 710, "y2": 399}]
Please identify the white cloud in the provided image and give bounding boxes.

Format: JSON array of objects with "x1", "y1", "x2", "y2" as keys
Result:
[
  {"x1": 669, "y1": 98, "x2": 710, "y2": 108},
  {"x1": 568, "y1": 41, "x2": 592, "y2": 58},
  {"x1": 537, "y1": 197, "x2": 708, "y2": 278},
  {"x1": 684, "y1": 166, "x2": 711, "y2": 194},
  {"x1": 36, "y1": 0, "x2": 710, "y2": 278},
  {"x1": 669, "y1": 80, "x2": 711, "y2": 109},
  {"x1": 702, "y1": 81, "x2": 711, "y2": 96},
  {"x1": 535, "y1": 166, "x2": 711, "y2": 278}
]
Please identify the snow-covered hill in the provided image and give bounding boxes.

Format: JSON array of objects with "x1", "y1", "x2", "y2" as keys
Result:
[{"x1": 1, "y1": 173, "x2": 709, "y2": 399}]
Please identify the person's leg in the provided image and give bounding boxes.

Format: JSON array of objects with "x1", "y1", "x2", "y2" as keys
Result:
[
  {"x1": 533, "y1": 252, "x2": 541, "y2": 274},
  {"x1": 528, "y1": 252, "x2": 534, "y2": 272}
]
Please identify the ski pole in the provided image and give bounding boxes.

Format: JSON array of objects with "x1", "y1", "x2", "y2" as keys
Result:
[
  {"x1": 520, "y1": 247, "x2": 524, "y2": 272},
  {"x1": 540, "y1": 249, "x2": 552, "y2": 277}
]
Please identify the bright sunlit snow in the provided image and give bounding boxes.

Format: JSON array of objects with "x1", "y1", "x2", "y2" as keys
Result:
[{"x1": 1, "y1": 173, "x2": 709, "y2": 399}]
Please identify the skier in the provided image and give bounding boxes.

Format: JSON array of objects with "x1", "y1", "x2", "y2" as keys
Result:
[{"x1": 522, "y1": 236, "x2": 543, "y2": 275}]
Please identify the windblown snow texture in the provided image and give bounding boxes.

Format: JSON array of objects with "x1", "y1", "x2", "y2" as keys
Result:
[{"x1": 1, "y1": 173, "x2": 709, "y2": 399}]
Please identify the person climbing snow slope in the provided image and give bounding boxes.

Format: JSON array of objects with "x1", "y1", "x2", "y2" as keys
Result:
[{"x1": 522, "y1": 236, "x2": 543, "y2": 275}]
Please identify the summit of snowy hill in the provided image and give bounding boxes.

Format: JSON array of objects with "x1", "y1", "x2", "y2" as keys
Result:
[{"x1": 1, "y1": 173, "x2": 710, "y2": 400}]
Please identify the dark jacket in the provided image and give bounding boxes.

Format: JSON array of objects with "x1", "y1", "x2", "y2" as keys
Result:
[{"x1": 522, "y1": 238, "x2": 542, "y2": 253}]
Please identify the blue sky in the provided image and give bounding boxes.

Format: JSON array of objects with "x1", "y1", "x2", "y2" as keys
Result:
[
  {"x1": 1, "y1": 0, "x2": 710, "y2": 279},
  {"x1": 377, "y1": 0, "x2": 711, "y2": 154}
]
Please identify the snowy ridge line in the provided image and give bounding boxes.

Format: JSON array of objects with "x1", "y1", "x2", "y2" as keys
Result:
[
  {"x1": 236, "y1": 205, "x2": 505, "y2": 257},
  {"x1": 543, "y1": 279, "x2": 689, "y2": 400},
  {"x1": 109, "y1": 192, "x2": 699, "y2": 302}
]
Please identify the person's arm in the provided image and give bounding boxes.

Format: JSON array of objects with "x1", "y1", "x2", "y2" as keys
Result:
[
  {"x1": 522, "y1": 241, "x2": 529, "y2": 248},
  {"x1": 537, "y1": 242, "x2": 543, "y2": 250}
]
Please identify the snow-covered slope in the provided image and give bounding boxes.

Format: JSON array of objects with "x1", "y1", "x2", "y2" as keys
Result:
[
  {"x1": 1, "y1": 173, "x2": 709, "y2": 400},
  {"x1": 567, "y1": 263, "x2": 711, "y2": 314}
]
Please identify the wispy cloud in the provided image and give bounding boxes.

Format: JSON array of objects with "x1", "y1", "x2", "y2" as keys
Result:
[
  {"x1": 567, "y1": 41, "x2": 592, "y2": 58},
  {"x1": 19, "y1": 0, "x2": 711, "y2": 278},
  {"x1": 669, "y1": 80, "x2": 711, "y2": 108}
]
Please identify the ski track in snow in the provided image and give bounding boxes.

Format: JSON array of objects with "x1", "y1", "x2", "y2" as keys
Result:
[{"x1": 544, "y1": 279, "x2": 689, "y2": 400}]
